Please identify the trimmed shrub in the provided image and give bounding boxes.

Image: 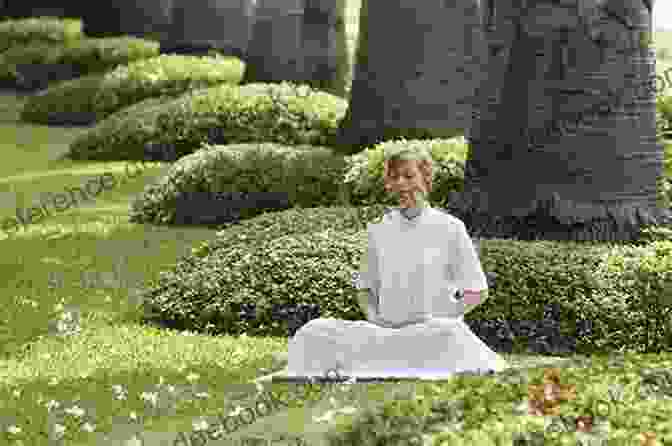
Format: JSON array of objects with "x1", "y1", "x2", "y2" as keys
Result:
[
  {"x1": 657, "y1": 95, "x2": 672, "y2": 141},
  {"x1": 50, "y1": 95, "x2": 179, "y2": 161},
  {"x1": 128, "y1": 142, "x2": 351, "y2": 226},
  {"x1": 67, "y1": 81, "x2": 348, "y2": 161},
  {"x1": 128, "y1": 138, "x2": 471, "y2": 227},
  {"x1": 0, "y1": 17, "x2": 83, "y2": 53},
  {"x1": 20, "y1": 54, "x2": 244, "y2": 125},
  {"x1": 342, "y1": 137, "x2": 469, "y2": 208},
  {"x1": 0, "y1": 36, "x2": 159, "y2": 90},
  {"x1": 137, "y1": 202, "x2": 672, "y2": 355}
]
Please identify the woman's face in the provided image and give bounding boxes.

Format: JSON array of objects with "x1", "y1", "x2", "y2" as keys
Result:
[{"x1": 384, "y1": 159, "x2": 428, "y2": 209}]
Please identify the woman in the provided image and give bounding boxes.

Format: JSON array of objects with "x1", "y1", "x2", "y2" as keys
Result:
[{"x1": 285, "y1": 145, "x2": 509, "y2": 379}]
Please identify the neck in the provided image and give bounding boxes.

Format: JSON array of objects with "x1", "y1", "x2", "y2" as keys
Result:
[{"x1": 399, "y1": 203, "x2": 428, "y2": 219}]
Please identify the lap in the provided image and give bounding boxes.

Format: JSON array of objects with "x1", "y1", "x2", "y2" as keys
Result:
[{"x1": 293, "y1": 317, "x2": 465, "y2": 342}]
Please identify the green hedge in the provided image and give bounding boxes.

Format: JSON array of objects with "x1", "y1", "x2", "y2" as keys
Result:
[
  {"x1": 137, "y1": 203, "x2": 672, "y2": 355},
  {"x1": 67, "y1": 82, "x2": 348, "y2": 161},
  {"x1": 125, "y1": 135, "x2": 672, "y2": 229},
  {"x1": 20, "y1": 54, "x2": 245, "y2": 125},
  {"x1": 0, "y1": 17, "x2": 83, "y2": 52},
  {"x1": 0, "y1": 36, "x2": 159, "y2": 87},
  {"x1": 342, "y1": 137, "x2": 468, "y2": 208},
  {"x1": 129, "y1": 142, "x2": 352, "y2": 226},
  {"x1": 127, "y1": 138, "x2": 469, "y2": 227}
]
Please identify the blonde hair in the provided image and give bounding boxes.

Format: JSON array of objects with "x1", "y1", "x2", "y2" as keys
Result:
[{"x1": 382, "y1": 145, "x2": 434, "y2": 193}]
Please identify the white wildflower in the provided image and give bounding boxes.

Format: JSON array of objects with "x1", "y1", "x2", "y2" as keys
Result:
[
  {"x1": 140, "y1": 392, "x2": 159, "y2": 407},
  {"x1": 64, "y1": 405, "x2": 85, "y2": 418},
  {"x1": 192, "y1": 418, "x2": 209, "y2": 431}
]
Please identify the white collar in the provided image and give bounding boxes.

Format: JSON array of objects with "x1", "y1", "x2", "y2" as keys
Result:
[{"x1": 395, "y1": 206, "x2": 430, "y2": 225}]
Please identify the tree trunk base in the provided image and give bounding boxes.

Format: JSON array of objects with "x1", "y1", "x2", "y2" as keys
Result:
[{"x1": 443, "y1": 190, "x2": 672, "y2": 244}]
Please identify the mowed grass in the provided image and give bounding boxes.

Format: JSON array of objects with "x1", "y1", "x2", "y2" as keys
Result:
[{"x1": 0, "y1": 6, "x2": 671, "y2": 446}]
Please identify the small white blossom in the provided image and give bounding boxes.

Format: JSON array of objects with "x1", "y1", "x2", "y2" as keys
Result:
[
  {"x1": 129, "y1": 412, "x2": 138, "y2": 421},
  {"x1": 64, "y1": 405, "x2": 85, "y2": 418},
  {"x1": 195, "y1": 392, "x2": 210, "y2": 399},
  {"x1": 45, "y1": 400, "x2": 61, "y2": 412},
  {"x1": 186, "y1": 373, "x2": 200, "y2": 382},
  {"x1": 6, "y1": 425, "x2": 21, "y2": 435},
  {"x1": 52, "y1": 423, "x2": 66, "y2": 439},
  {"x1": 140, "y1": 392, "x2": 159, "y2": 407},
  {"x1": 313, "y1": 410, "x2": 336, "y2": 424},
  {"x1": 229, "y1": 406, "x2": 245, "y2": 416},
  {"x1": 192, "y1": 418, "x2": 209, "y2": 431},
  {"x1": 81, "y1": 422, "x2": 96, "y2": 433}
]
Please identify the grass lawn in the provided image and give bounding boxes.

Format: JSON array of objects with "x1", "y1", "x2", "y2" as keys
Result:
[
  {"x1": 0, "y1": 6, "x2": 670, "y2": 445},
  {"x1": 0, "y1": 95, "x2": 670, "y2": 446}
]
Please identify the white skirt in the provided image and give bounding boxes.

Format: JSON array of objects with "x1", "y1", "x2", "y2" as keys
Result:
[{"x1": 286, "y1": 316, "x2": 509, "y2": 379}]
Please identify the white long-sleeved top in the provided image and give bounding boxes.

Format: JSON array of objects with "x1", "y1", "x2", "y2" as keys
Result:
[{"x1": 356, "y1": 207, "x2": 488, "y2": 326}]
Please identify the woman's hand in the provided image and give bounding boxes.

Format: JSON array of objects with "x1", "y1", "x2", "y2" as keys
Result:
[{"x1": 461, "y1": 289, "x2": 488, "y2": 315}]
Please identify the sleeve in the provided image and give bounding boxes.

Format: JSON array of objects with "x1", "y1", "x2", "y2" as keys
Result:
[
  {"x1": 351, "y1": 227, "x2": 381, "y2": 311},
  {"x1": 450, "y1": 221, "x2": 488, "y2": 292}
]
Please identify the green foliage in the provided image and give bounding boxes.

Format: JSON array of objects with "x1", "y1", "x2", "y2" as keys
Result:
[
  {"x1": 0, "y1": 36, "x2": 159, "y2": 85},
  {"x1": 20, "y1": 54, "x2": 244, "y2": 125},
  {"x1": 138, "y1": 205, "x2": 388, "y2": 337},
  {"x1": 128, "y1": 142, "x2": 352, "y2": 225},
  {"x1": 127, "y1": 138, "x2": 470, "y2": 227},
  {"x1": 0, "y1": 17, "x2": 83, "y2": 52},
  {"x1": 590, "y1": 241, "x2": 672, "y2": 353},
  {"x1": 342, "y1": 137, "x2": 468, "y2": 207},
  {"x1": 68, "y1": 82, "x2": 348, "y2": 161},
  {"x1": 324, "y1": 386, "x2": 475, "y2": 446},
  {"x1": 656, "y1": 95, "x2": 672, "y2": 141},
  {"x1": 137, "y1": 202, "x2": 672, "y2": 355}
]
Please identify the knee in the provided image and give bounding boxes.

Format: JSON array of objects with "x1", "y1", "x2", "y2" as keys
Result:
[{"x1": 292, "y1": 317, "x2": 332, "y2": 336}]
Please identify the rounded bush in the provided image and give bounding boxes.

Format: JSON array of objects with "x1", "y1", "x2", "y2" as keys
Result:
[
  {"x1": 20, "y1": 54, "x2": 244, "y2": 125},
  {"x1": 128, "y1": 142, "x2": 352, "y2": 226},
  {"x1": 0, "y1": 17, "x2": 83, "y2": 52},
  {"x1": 136, "y1": 203, "x2": 672, "y2": 355},
  {"x1": 138, "y1": 205, "x2": 390, "y2": 338},
  {"x1": 0, "y1": 36, "x2": 159, "y2": 89},
  {"x1": 342, "y1": 137, "x2": 469, "y2": 208},
  {"x1": 68, "y1": 81, "x2": 348, "y2": 161}
]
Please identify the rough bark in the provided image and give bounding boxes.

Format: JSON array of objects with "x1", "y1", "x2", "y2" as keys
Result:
[
  {"x1": 447, "y1": 0, "x2": 672, "y2": 244},
  {"x1": 300, "y1": 0, "x2": 350, "y2": 98},
  {"x1": 165, "y1": 0, "x2": 255, "y2": 57},
  {"x1": 334, "y1": 0, "x2": 487, "y2": 155},
  {"x1": 241, "y1": 0, "x2": 350, "y2": 98},
  {"x1": 241, "y1": 0, "x2": 305, "y2": 84}
]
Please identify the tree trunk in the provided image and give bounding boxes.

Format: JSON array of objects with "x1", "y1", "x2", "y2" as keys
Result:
[
  {"x1": 241, "y1": 0, "x2": 305, "y2": 84},
  {"x1": 166, "y1": 0, "x2": 255, "y2": 57},
  {"x1": 241, "y1": 0, "x2": 350, "y2": 98},
  {"x1": 300, "y1": 0, "x2": 350, "y2": 98},
  {"x1": 447, "y1": 0, "x2": 672, "y2": 244},
  {"x1": 334, "y1": 0, "x2": 488, "y2": 156}
]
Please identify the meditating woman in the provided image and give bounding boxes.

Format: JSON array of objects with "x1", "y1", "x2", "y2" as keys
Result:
[{"x1": 285, "y1": 145, "x2": 509, "y2": 379}]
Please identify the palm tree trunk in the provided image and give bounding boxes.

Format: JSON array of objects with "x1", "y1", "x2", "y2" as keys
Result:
[
  {"x1": 448, "y1": 0, "x2": 672, "y2": 243},
  {"x1": 335, "y1": 0, "x2": 487, "y2": 155},
  {"x1": 300, "y1": 0, "x2": 350, "y2": 98}
]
